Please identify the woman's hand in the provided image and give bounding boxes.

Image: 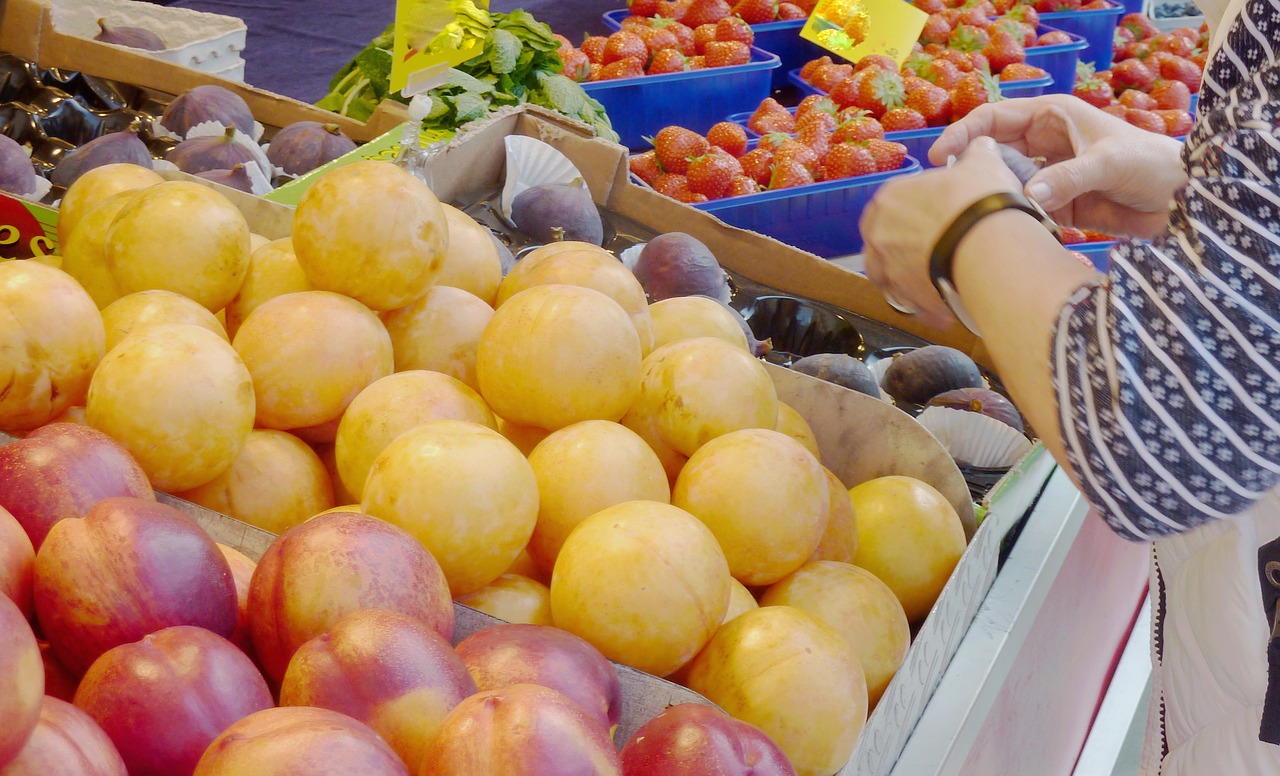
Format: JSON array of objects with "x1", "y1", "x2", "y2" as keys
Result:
[
  {"x1": 929, "y1": 94, "x2": 1187, "y2": 239},
  {"x1": 859, "y1": 137, "x2": 1022, "y2": 327}
]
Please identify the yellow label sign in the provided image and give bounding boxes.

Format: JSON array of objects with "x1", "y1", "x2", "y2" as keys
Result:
[
  {"x1": 802, "y1": 0, "x2": 928, "y2": 66},
  {"x1": 392, "y1": 0, "x2": 491, "y2": 95}
]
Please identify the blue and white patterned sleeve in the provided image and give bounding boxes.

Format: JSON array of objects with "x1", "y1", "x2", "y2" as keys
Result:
[{"x1": 1051, "y1": 2, "x2": 1280, "y2": 542}]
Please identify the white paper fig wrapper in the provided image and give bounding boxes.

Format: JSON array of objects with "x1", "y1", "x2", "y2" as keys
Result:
[
  {"x1": 153, "y1": 117, "x2": 265, "y2": 143},
  {"x1": 619, "y1": 242, "x2": 644, "y2": 271},
  {"x1": 915, "y1": 406, "x2": 1032, "y2": 469},
  {"x1": 499, "y1": 135, "x2": 586, "y2": 219}
]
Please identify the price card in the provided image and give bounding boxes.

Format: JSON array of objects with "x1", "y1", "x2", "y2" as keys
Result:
[
  {"x1": 0, "y1": 193, "x2": 57, "y2": 261},
  {"x1": 391, "y1": 0, "x2": 492, "y2": 95},
  {"x1": 801, "y1": 0, "x2": 928, "y2": 66}
]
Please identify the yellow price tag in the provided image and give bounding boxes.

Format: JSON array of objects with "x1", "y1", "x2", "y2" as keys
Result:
[
  {"x1": 801, "y1": 0, "x2": 928, "y2": 66},
  {"x1": 391, "y1": 0, "x2": 491, "y2": 95}
]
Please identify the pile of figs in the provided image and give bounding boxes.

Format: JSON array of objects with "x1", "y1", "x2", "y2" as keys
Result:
[{"x1": 0, "y1": 53, "x2": 360, "y2": 201}]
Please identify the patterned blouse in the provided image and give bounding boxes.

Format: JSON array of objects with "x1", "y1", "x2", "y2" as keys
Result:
[{"x1": 1052, "y1": 0, "x2": 1280, "y2": 543}]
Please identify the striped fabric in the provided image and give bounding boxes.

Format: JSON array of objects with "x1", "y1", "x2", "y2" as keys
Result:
[{"x1": 1051, "y1": 0, "x2": 1280, "y2": 543}]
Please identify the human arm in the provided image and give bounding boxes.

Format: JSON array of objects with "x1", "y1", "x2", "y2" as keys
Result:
[{"x1": 861, "y1": 61, "x2": 1280, "y2": 540}]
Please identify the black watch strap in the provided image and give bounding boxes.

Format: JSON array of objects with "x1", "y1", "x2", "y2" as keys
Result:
[{"x1": 928, "y1": 191, "x2": 1052, "y2": 294}]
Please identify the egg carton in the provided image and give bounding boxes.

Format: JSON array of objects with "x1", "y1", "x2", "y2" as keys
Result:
[{"x1": 50, "y1": 0, "x2": 247, "y2": 74}]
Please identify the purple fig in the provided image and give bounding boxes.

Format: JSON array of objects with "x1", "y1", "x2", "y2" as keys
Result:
[
  {"x1": 510, "y1": 183, "x2": 604, "y2": 246},
  {"x1": 0, "y1": 134, "x2": 37, "y2": 196},
  {"x1": 266, "y1": 121, "x2": 357, "y2": 176},
  {"x1": 882, "y1": 345, "x2": 984, "y2": 406},
  {"x1": 632, "y1": 232, "x2": 730, "y2": 303},
  {"x1": 791, "y1": 353, "x2": 879, "y2": 398},
  {"x1": 94, "y1": 18, "x2": 166, "y2": 51},
  {"x1": 160, "y1": 85, "x2": 255, "y2": 138},
  {"x1": 196, "y1": 163, "x2": 255, "y2": 193},
  {"x1": 50, "y1": 131, "x2": 152, "y2": 188},
  {"x1": 168, "y1": 126, "x2": 259, "y2": 175},
  {"x1": 928, "y1": 387, "x2": 1025, "y2": 434}
]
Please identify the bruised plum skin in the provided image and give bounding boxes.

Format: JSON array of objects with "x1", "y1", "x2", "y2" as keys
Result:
[{"x1": 510, "y1": 184, "x2": 604, "y2": 246}]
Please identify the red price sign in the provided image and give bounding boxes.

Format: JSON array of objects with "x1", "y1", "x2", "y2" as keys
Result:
[{"x1": 0, "y1": 193, "x2": 56, "y2": 261}]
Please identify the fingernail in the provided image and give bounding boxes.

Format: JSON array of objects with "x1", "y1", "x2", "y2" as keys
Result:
[{"x1": 1026, "y1": 182, "x2": 1050, "y2": 202}]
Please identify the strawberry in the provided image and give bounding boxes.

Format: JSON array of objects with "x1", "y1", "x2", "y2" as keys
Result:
[
  {"x1": 682, "y1": 0, "x2": 733, "y2": 28},
  {"x1": 705, "y1": 40, "x2": 751, "y2": 66},
  {"x1": 866, "y1": 138, "x2": 909, "y2": 172},
  {"x1": 558, "y1": 49, "x2": 592, "y2": 82},
  {"x1": 778, "y1": 2, "x2": 808, "y2": 18},
  {"x1": 1158, "y1": 33, "x2": 1195, "y2": 57},
  {"x1": 796, "y1": 125, "x2": 830, "y2": 158},
  {"x1": 881, "y1": 107, "x2": 927, "y2": 131},
  {"x1": 1113, "y1": 24, "x2": 1135, "y2": 56},
  {"x1": 1155, "y1": 109, "x2": 1193, "y2": 136},
  {"x1": 1101, "y1": 103, "x2": 1127, "y2": 119},
  {"x1": 648, "y1": 48, "x2": 688, "y2": 74},
  {"x1": 828, "y1": 71, "x2": 866, "y2": 109},
  {"x1": 832, "y1": 110, "x2": 885, "y2": 143},
  {"x1": 733, "y1": 0, "x2": 779, "y2": 23},
  {"x1": 652, "y1": 126, "x2": 709, "y2": 174},
  {"x1": 654, "y1": 172, "x2": 689, "y2": 198},
  {"x1": 922, "y1": 58, "x2": 963, "y2": 89},
  {"x1": 588, "y1": 63, "x2": 604, "y2": 81},
  {"x1": 739, "y1": 147, "x2": 774, "y2": 184},
  {"x1": 902, "y1": 51, "x2": 936, "y2": 77},
  {"x1": 769, "y1": 160, "x2": 815, "y2": 189},
  {"x1": 914, "y1": 0, "x2": 947, "y2": 12},
  {"x1": 950, "y1": 70, "x2": 1002, "y2": 119},
  {"x1": 687, "y1": 152, "x2": 741, "y2": 198},
  {"x1": 1158, "y1": 55, "x2": 1202, "y2": 94},
  {"x1": 958, "y1": 5, "x2": 994, "y2": 26},
  {"x1": 1080, "y1": 229, "x2": 1115, "y2": 241},
  {"x1": 795, "y1": 94, "x2": 837, "y2": 121},
  {"x1": 773, "y1": 139, "x2": 820, "y2": 173},
  {"x1": 716, "y1": 16, "x2": 755, "y2": 44},
  {"x1": 1189, "y1": 51, "x2": 1207, "y2": 70},
  {"x1": 991, "y1": 18, "x2": 1036, "y2": 47},
  {"x1": 854, "y1": 68, "x2": 907, "y2": 117},
  {"x1": 726, "y1": 175, "x2": 761, "y2": 196},
  {"x1": 1071, "y1": 71, "x2": 1113, "y2": 109},
  {"x1": 656, "y1": 0, "x2": 688, "y2": 18},
  {"x1": 582, "y1": 35, "x2": 608, "y2": 64},
  {"x1": 553, "y1": 34, "x2": 574, "y2": 51},
  {"x1": 599, "y1": 57, "x2": 646, "y2": 79},
  {"x1": 1118, "y1": 89, "x2": 1157, "y2": 110},
  {"x1": 969, "y1": 52, "x2": 991, "y2": 73},
  {"x1": 800, "y1": 56, "x2": 834, "y2": 82},
  {"x1": 857, "y1": 54, "x2": 899, "y2": 73},
  {"x1": 906, "y1": 84, "x2": 953, "y2": 125},
  {"x1": 821, "y1": 143, "x2": 878, "y2": 180},
  {"x1": 661, "y1": 20, "x2": 696, "y2": 54},
  {"x1": 903, "y1": 75, "x2": 933, "y2": 94},
  {"x1": 1035, "y1": 0, "x2": 1079, "y2": 10},
  {"x1": 639, "y1": 25, "x2": 680, "y2": 55},
  {"x1": 1120, "y1": 12, "x2": 1159, "y2": 41},
  {"x1": 687, "y1": 54, "x2": 708, "y2": 69},
  {"x1": 620, "y1": 15, "x2": 653, "y2": 30},
  {"x1": 1081, "y1": 1, "x2": 1110, "y2": 8},
  {"x1": 1148, "y1": 79, "x2": 1190, "y2": 110},
  {"x1": 707, "y1": 121, "x2": 749, "y2": 156},
  {"x1": 604, "y1": 31, "x2": 648, "y2": 65},
  {"x1": 982, "y1": 30, "x2": 1026, "y2": 72},
  {"x1": 630, "y1": 151, "x2": 664, "y2": 185},
  {"x1": 1112, "y1": 58, "x2": 1155, "y2": 92},
  {"x1": 796, "y1": 108, "x2": 837, "y2": 134},
  {"x1": 1124, "y1": 107, "x2": 1166, "y2": 133},
  {"x1": 921, "y1": 13, "x2": 954, "y2": 44},
  {"x1": 811, "y1": 63, "x2": 855, "y2": 91},
  {"x1": 1059, "y1": 225, "x2": 1088, "y2": 244},
  {"x1": 630, "y1": 0, "x2": 662, "y2": 15},
  {"x1": 694, "y1": 23, "x2": 718, "y2": 53},
  {"x1": 948, "y1": 24, "x2": 991, "y2": 53},
  {"x1": 747, "y1": 98, "x2": 795, "y2": 134},
  {"x1": 1005, "y1": 4, "x2": 1040, "y2": 27},
  {"x1": 935, "y1": 48, "x2": 974, "y2": 71},
  {"x1": 1037, "y1": 30, "x2": 1073, "y2": 46},
  {"x1": 999, "y1": 62, "x2": 1047, "y2": 80}
]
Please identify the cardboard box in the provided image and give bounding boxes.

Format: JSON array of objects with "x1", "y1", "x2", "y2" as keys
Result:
[
  {"x1": 0, "y1": 101, "x2": 1053, "y2": 772},
  {"x1": 0, "y1": 0, "x2": 408, "y2": 142}
]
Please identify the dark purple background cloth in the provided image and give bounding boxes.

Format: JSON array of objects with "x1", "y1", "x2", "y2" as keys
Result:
[{"x1": 165, "y1": 0, "x2": 620, "y2": 104}]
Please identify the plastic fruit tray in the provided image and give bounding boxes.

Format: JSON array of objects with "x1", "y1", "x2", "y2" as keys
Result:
[
  {"x1": 1040, "y1": 3, "x2": 1125, "y2": 69},
  {"x1": 581, "y1": 47, "x2": 781, "y2": 150}
]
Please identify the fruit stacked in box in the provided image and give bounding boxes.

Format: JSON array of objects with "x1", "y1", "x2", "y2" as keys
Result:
[
  {"x1": 1069, "y1": 13, "x2": 1204, "y2": 135},
  {"x1": 631, "y1": 114, "x2": 910, "y2": 202},
  {"x1": 0, "y1": 141, "x2": 989, "y2": 774}
]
